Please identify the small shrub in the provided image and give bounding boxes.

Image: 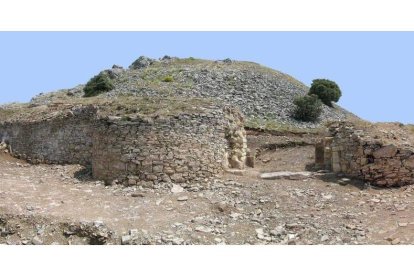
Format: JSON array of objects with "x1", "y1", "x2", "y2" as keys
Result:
[
  {"x1": 84, "y1": 73, "x2": 115, "y2": 97},
  {"x1": 309, "y1": 79, "x2": 342, "y2": 107},
  {"x1": 293, "y1": 94, "x2": 323, "y2": 122},
  {"x1": 162, "y1": 75, "x2": 174, "y2": 82}
]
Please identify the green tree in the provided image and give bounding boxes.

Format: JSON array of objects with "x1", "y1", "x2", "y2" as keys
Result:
[
  {"x1": 293, "y1": 94, "x2": 323, "y2": 122},
  {"x1": 84, "y1": 73, "x2": 115, "y2": 97},
  {"x1": 309, "y1": 79, "x2": 341, "y2": 107}
]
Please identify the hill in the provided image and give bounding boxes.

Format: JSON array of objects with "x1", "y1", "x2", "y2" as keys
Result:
[{"x1": 27, "y1": 56, "x2": 359, "y2": 131}]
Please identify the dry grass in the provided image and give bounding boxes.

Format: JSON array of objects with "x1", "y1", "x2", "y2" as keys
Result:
[
  {"x1": 0, "y1": 96, "x2": 216, "y2": 123},
  {"x1": 245, "y1": 117, "x2": 324, "y2": 134},
  {"x1": 406, "y1": 124, "x2": 414, "y2": 134}
]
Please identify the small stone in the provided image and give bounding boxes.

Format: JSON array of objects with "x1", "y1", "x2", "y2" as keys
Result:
[
  {"x1": 391, "y1": 238, "x2": 401, "y2": 245},
  {"x1": 255, "y1": 228, "x2": 271, "y2": 241},
  {"x1": 230, "y1": 212, "x2": 241, "y2": 219},
  {"x1": 395, "y1": 204, "x2": 406, "y2": 211},
  {"x1": 398, "y1": 222, "x2": 408, "y2": 227},
  {"x1": 320, "y1": 235, "x2": 330, "y2": 242},
  {"x1": 195, "y1": 226, "x2": 213, "y2": 233},
  {"x1": 172, "y1": 237, "x2": 184, "y2": 245},
  {"x1": 322, "y1": 194, "x2": 333, "y2": 200},
  {"x1": 32, "y1": 236, "x2": 43, "y2": 245},
  {"x1": 171, "y1": 184, "x2": 184, "y2": 194},
  {"x1": 93, "y1": 221, "x2": 104, "y2": 227},
  {"x1": 121, "y1": 235, "x2": 132, "y2": 245},
  {"x1": 346, "y1": 224, "x2": 356, "y2": 230},
  {"x1": 129, "y1": 229, "x2": 139, "y2": 236},
  {"x1": 270, "y1": 226, "x2": 285, "y2": 237},
  {"x1": 260, "y1": 171, "x2": 313, "y2": 180},
  {"x1": 177, "y1": 196, "x2": 188, "y2": 201},
  {"x1": 287, "y1": 234, "x2": 296, "y2": 240},
  {"x1": 255, "y1": 228, "x2": 264, "y2": 235}
]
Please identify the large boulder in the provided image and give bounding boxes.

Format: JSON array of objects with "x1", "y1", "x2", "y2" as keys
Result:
[{"x1": 129, "y1": 56, "x2": 156, "y2": 70}]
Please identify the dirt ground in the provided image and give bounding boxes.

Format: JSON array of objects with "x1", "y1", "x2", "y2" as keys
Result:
[{"x1": 1, "y1": 132, "x2": 414, "y2": 245}]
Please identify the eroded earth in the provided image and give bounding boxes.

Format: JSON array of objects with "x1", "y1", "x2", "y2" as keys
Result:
[{"x1": 1, "y1": 132, "x2": 414, "y2": 245}]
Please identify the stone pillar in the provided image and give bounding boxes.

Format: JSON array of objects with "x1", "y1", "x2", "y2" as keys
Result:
[{"x1": 224, "y1": 107, "x2": 247, "y2": 170}]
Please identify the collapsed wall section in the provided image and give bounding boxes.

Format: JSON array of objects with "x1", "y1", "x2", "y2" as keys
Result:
[
  {"x1": 0, "y1": 106, "x2": 96, "y2": 165},
  {"x1": 92, "y1": 106, "x2": 246, "y2": 185},
  {"x1": 316, "y1": 122, "x2": 414, "y2": 187}
]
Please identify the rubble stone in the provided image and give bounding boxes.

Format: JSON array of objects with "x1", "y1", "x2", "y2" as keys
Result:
[
  {"x1": 0, "y1": 104, "x2": 247, "y2": 186},
  {"x1": 316, "y1": 122, "x2": 414, "y2": 187}
]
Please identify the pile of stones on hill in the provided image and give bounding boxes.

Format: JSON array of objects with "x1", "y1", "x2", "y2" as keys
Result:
[{"x1": 29, "y1": 56, "x2": 357, "y2": 129}]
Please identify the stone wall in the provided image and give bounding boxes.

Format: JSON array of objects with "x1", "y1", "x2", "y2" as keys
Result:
[
  {"x1": 0, "y1": 104, "x2": 247, "y2": 185},
  {"x1": 0, "y1": 106, "x2": 96, "y2": 165},
  {"x1": 92, "y1": 106, "x2": 246, "y2": 185},
  {"x1": 315, "y1": 122, "x2": 414, "y2": 187}
]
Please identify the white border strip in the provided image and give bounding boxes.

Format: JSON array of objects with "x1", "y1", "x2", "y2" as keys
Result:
[{"x1": 0, "y1": 0, "x2": 414, "y2": 30}]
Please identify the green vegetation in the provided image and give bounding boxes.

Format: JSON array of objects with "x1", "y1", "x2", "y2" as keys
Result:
[
  {"x1": 84, "y1": 73, "x2": 115, "y2": 97},
  {"x1": 162, "y1": 75, "x2": 174, "y2": 82},
  {"x1": 309, "y1": 79, "x2": 342, "y2": 107},
  {"x1": 292, "y1": 94, "x2": 323, "y2": 122}
]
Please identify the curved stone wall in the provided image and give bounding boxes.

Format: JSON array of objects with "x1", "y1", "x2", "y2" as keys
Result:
[
  {"x1": 92, "y1": 106, "x2": 246, "y2": 185},
  {"x1": 0, "y1": 106, "x2": 97, "y2": 165},
  {"x1": 0, "y1": 104, "x2": 247, "y2": 185}
]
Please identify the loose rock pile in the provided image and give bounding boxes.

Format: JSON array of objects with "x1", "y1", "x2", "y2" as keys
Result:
[
  {"x1": 316, "y1": 122, "x2": 414, "y2": 187},
  {"x1": 30, "y1": 56, "x2": 357, "y2": 128}
]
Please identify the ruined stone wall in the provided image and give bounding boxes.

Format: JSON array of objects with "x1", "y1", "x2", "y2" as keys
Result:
[
  {"x1": 0, "y1": 104, "x2": 247, "y2": 185},
  {"x1": 92, "y1": 106, "x2": 246, "y2": 185},
  {"x1": 316, "y1": 122, "x2": 414, "y2": 187},
  {"x1": 0, "y1": 106, "x2": 97, "y2": 165}
]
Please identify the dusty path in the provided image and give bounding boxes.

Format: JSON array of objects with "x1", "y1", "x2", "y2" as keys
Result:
[{"x1": 1, "y1": 134, "x2": 414, "y2": 245}]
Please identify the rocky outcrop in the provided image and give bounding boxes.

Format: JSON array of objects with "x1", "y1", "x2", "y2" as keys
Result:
[
  {"x1": 129, "y1": 56, "x2": 157, "y2": 70},
  {"x1": 316, "y1": 122, "x2": 414, "y2": 187}
]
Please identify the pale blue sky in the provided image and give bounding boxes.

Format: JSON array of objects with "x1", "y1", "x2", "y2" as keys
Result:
[{"x1": 0, "y1": 32, "x2": 412, "y2": 123}]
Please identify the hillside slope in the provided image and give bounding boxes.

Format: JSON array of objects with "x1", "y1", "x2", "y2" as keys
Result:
[{"x1": 29, "y1": 56, "x2": 358, "y2": 129}]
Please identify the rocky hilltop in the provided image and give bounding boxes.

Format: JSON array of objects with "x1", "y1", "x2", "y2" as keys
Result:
[{"x1": 29, "y1": 56, "x2": 358, "y2": 129}]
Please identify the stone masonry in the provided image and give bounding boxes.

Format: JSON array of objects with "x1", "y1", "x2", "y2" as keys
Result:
[
  {"x1": 92, "y1": 106, "x2": 246, "y2": 185},
  {"x1": 0, "y1": 105, "x2": 96, "y2": 165},
  {"x1": 315, "y1": 122, "x2": 414, "y2": 187},
  {"x1": 0, "y1": 104, "x2": 247, "y2": 186}
]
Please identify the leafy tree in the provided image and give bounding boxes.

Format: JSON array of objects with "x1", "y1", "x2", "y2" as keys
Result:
[
  {"x1": 293, "y1": 94, "x2": 323, "y2": 122},
  {"x1": 84, "y1": 73, "x2": 115, "y2": 97},
  {"x1": 309, "y1": 79, "x2": 341, "y2": 107}
]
